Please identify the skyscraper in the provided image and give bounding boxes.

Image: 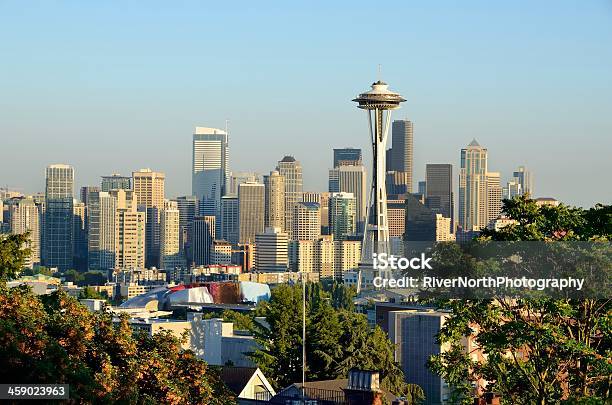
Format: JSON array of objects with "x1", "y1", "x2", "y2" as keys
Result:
[
  {"x1": 425, "y1": 164, "x2": 454, "y2": 232},
  {"x1": 160, "y1": 200, "x2": 184, "y2": 270},
  {"x1": 333, "y1": 148, "x2": 362, "y2": 167},
  {"x1": 512, "y1": 166, "x2": 534, "y2": 196},
  {"x1": 276, "y1": 156, "x2": 303, "y2": 239},
  {"x1": 329, "y1": 192, "x2": 356, "y2": 240},
  {"x1": 228, "y1": 172, "x2": 259, "y2": 196},
  {"x1": 328, "y1": 164, "x2": 367, "y2": 232},
  {"x1": 459, "y1": 140, "x2": 488, "y2": 232},
  {"x1": 72, "y1": 200, "x2": 87, "y2": 271},
  {"x1": 87, "y1": 191, "x2": 116, "y2": 270},
  {"x1": 45, "y1": 164, "x2": 74, "y2": 271},
  {"x1": 111, "y1": 189, "x2": 145, "y2": 270},
  {"x1": 9, "y1": 197, "x2": 40, "y2": 267},
  {"x1": 221, "y1": 196, "x2": 239, "y2": 245},
  {"x1": 292, "y1": 202, "x2": 321, "y2": 241},
  {"x1": 238, "y1": 182, "x2": 265, "y2": 244},
  {"x1": 389, "y1": 120, "x2": 414, "y2": 193},
  {"x1": 264, "y1": 170, "x2": 285, "y2": 231},
  {"x1": 193, "y1": 216, "x2": 216, "y2": 266},
  {"x1": 133, "y1": 168, "x2": 165, "y2": 268},
  {"x1": 504, "y1": 179, "x2": 522, "y2": 199},
  {"x1": 192, "y1": 127, "x2": 228, "y2": 221},
  {"x1": 176, "y1": 195, "x2": 198, "y2": 264},
  {"x1": 255, "y1": 227, "x2": 289, "y2": 272},
  {"x1": 101, "y1": 174, "x2": 131, "y2": 192},
  {"x1": 486, "y1": 172, "x2": 503, "y2": 225}
]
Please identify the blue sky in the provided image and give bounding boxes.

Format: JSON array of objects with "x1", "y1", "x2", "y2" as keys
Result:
[{"x1": 1, "y1": 1, "x2": 611, "y2": 207}]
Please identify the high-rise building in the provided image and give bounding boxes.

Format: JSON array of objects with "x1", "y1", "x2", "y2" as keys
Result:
[
  {"x1": 221, "y1": 196, "x2": 239, "y2": 245},
  {"x1": 292, "y1": 202, "x2": 321, "y2": 241},
  {"x1": 335, "y1": 240, "x2": 361, "y2": 275},
  {"x1": 425, "y1": 164, "x2": 454, "y2": 232},
  {"x1": 45, "y1": 164, "x2": 74, "y2": 271},
  {"x1": 72, "y1": 201, "x2": 87, "y2": 271},
  {"x1": 459, "y1": 139, "x2": 488, "y2": 232},
  {"x1": 228, "y1": 172, "x2": 259, "y2": 196},
  {"x1": 302, "y1": 191, "x2": 330, "y2": 235},
  {"x1": 9, "y1": 197, "x2": 40, "y2": 267},
  {"x1": 255, "y1": 227, "x2": 289, "y2": 272},
  {"x1": 504, "y1": 179, "x2": 522, "y2": 199},
  {"x1": 193, "y1": 216, "x2": 216, "y2": 266},
  {"x1": 387, "y1": 198, "x2": 406, "y2": 238},
  {"x1": 80, "y1": 186, "x2": 100, "y2": 207},
  {"x1": 276, "y1": 156, "x2": 303, "y2": 239},
  {"x1": 513, "y1": 166, "x2": 533, "y2": 196},
  {"x1": 264, "y1": 170, "x2": 285, "y2": 231},
  {"x1": 333, "y1": 148, "x2": 362, "y2": 167},
  {"x1": 211, "y1": 240, "x2": 232, "y2": 265},
  {"x1": 87, "y1": 191, "x2": 117, "y2": 270},
  {"x1": 192, "y1": 127, "x2": 228, "y2": 222},
  {"x1": 435, "y1": 214, "x2": 455, "y2": 241},
  {"x1": 417, "y1": 180, "x2": 426, "y2": 195},
  {"x1": 238, "y1": 182, "x2": 265, "y2": 244},
  {"x1": 404, "y1": 194, "x2": 437, "y2": 242},
  {"x1": 111, "y1": 189, "x2": 145, "y2": 270},
  {"x1": 289, "y1": 240, "x2": 315, "y2": 273},
  {"x1": 101, "y1": 174, "x2": 131, "y2": 192},
  {"x1": 328, "y1": 164, "x2": 367, "y2": 232},
  {"x1": 176, "y1": 195, "x2": 198, "y2": 264},
  {"x1": 486, "y1": 172, "x2": 503, "y2": 225},
  {"x1": 160, "y1": 200, "x2": 184, "y2": 270},
  {"x1": 388, "y1": 120, "x2": 414, "y2": 193},
  {"x1": 388, "y1": 311, "x2": 450, "y2": 404},
  {"x1": 329, "y1": 192, "x2": 356, "y2": 240},
  {"x1": 133, "y1": 168, "x2": 165, "y2": 268}
]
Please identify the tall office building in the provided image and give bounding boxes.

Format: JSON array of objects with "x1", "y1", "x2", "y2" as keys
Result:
[
  {"x1": 176, "y1": 195, "x2": 198, "y2": 264},
  {"x1": 211, "y1": 240, "x2": 232, "y2": 264},
  {"x1": 264, "y1": 170, "x2": 285, "y2": 230},
  {"x1": 513, "y1": 166, "x2": 533, "y2": 196},
  {"x1": 111, "y1": 189, "x2": 145, "y2": 270},
  {"x1": 44, "y1": 164, "x2": 74, "y2": 271},
  {"x1": 425, "y1": 164, "x2": 454, "y2": 232},
  {"x1": 404, "y1": 194, "x2": 437, "y2": 241},
  {"x1": 459, "y1": 140, "x2": 488, "y2": 232},
  {"x1": 9, "y1": 197, "x2": 40, "y2": 267},
  {"x1": 228, "y1": 172, "x2": 259, "y2": 196},
  {"x1": 221, "y1": 196, "x2": 239, "y2": 245},
  {"x1": 160, "y1": 200, "x2": 184, "y2": 270},
  {"x1": 486, "y1": 172, "x2": 503, "y2": 225},
  {"x1": 333, "y1": 148, "x2": 362, "y2": 167},
  {"x1": 418, "y1": 180, "x2": 426, "y2": 196},
  {"x1": 101, "y1": 174, "x2": 131, "y2": 192},
  {"x1": 292, "y1": 202, "x2": 321, "y2": 241},
  {"x1": 276, "y1": 156, "x2": 303, "y2": 239},
  {"x1": 255, "y1": 227, "x2": 289, "y2": 272},
  {"x1": 303, "y1": 191, "x2": 330, "y2": 235},
  {"x1": 328, "y1": 164, "x2": 367, "y2": 232},
  {"x1": 80, "y1": 186, "x2": 100, "y2": 207},
  {"x1": 87, "y1": 191, "x2": 117, "y2": 270},
  {"x1": 192, "y1": 127, "x2": 228, "y2": 222},
  {"x1": 72, "y1": 201, "x2": 87, "y2": 271},
  {"x1": 435, "y1": 214, "x2": 455, "y2": 241},
  {"x1": 329, "y1": 192, "x2": 356, "y2": 240},
  {"x1": 133, "y1": 168, "x2": 165, "y2": 268},
  {"x1": 504, "y1": 179, "x2": 522, "y2": 199},
  {"x1": 193, "y1": 216, "x2": 216, "y2": 266},
  {"x1": 387, "y1": 198, "x2": 406, "y2": 238},
  {"x1": 389, "y1": 120, "x2": 414, "y2": 193},
  {"x1": 238, "y1": 182, "x2": 265, "y2": 244}
]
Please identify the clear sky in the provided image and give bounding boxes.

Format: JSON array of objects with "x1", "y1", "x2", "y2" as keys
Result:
[{"x1": 1, "y1": 1, "x2": 611, "y2": 208}]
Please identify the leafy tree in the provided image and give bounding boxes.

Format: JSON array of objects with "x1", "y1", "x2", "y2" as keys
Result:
[
  {"x1": 249, "y1": 283, "x2": 424, "y2": 403},
  {"x1": 0, "y1": 233, "x2": 30, "y2": 281},
  {"x1": 78, "y1": 286, "x2": 107, "y2": 300},
  {"x1": 0, "y1": 235, "x2": 235, "y2": 404},
  {"x1": 428, "y1": 196, "x2": 611, "y2": 404}
]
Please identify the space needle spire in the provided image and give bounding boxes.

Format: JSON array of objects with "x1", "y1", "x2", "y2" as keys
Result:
[{"x1": 353, "y1": 79, "x2": 406, "y2": 284}]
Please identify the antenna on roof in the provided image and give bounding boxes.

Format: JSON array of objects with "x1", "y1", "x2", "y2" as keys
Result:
[
  {"x1": 377, "y1": 64, "x2": 382, "y2": 81},
  {"x1": 225, "y1": 119, "x2": 229, "y2": 134}
]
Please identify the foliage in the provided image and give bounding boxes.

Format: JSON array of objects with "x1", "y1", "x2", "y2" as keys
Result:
[
  {"x1": 0, "y1": 236, "x2": 235, "y2": 404},
  {"x1": 202, "y1": 309, "x2": 255, "y2": 331},
  {"x1": 428, "y1": 196, "x2": 612, "y2": 404},
  {"x1": 78, "y1": 286, "x2": 107, "y2": 300},
  {"x1": 0, "y1": 233, "x2": 30, "y2": 281},
  {"x1": 248, "y1": 283, "x2": 424, "y2": 403}
]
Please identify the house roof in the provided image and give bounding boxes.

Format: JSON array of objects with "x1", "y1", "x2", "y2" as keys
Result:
[
  {"x1": 279, "y1": 379, "x2": 398, "y2": 403},
  {"x1": 220, "y1": 366, "x2": 276, "y2": 399}
]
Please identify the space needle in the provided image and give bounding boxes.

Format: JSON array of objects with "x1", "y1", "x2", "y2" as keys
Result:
[{"x1": 353, "y1": 79, "x2": 405, "y2": 280}]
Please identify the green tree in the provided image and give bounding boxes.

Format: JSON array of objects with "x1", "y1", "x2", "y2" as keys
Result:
[
  {"x1": 428, "y1": 196, "x2": 611, "y2": 404},
  {"x1": 249, "y1": 283, "x2": 424, "y2": 402},
  {"x1": 0, "y1": 236, "x2": 235, "y2": 404},
  {"x1": 78, "y1": 286, "x2": 107, "y2": 300},
  {"x1": 0, "y1": 233, "x2": 30, "y2": 281}
]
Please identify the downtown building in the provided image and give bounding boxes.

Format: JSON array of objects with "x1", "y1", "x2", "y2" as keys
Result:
[
  {"x1": 238, "y1": 182, "x2": 265, "y2": 244},
  {"x1": 387, "y1": 120, "x2": 414, "y2": 193},
  {"x1": 8, "y1": 197, "x2": 40, "y2": 268},
  {"x1": 133, "y1": 168, "x2": 165, "y2": 268},
  {"x1": 160, "y1": 200, "x2": 184, "y2": 270},
  {"x1": 192, "y1": 127, "x2": 229, "y2": 234},
  {"x1": 193, "y1": 215, "x2": 216, "y2": 266},
  {"x1": 101, "y1": 173, "x2": 131, "y2": 192},
  {"x1": 44, "y1": 164, "x2": 74, "y2": 271},
  {"x1": 328, "y1": 164, "x2": 367, "y2": 232},
  {"x1": 458, "y1": 140, "x2": 488, "y2": 232},
  {"x1": 87, "y1": 190, "x2": 117, "y2": 270},
  {"x1": 328, "y1": 192, "x2": 356, "y2": 241},
  {"x1": 425, "y1": 164, "x2": 454, "y2": 232},
  {"x1": 112, "y1": 189, "x2": 145, "y2": 270},
  {"x1": 263, "y1": 170, "x2": 285, "y2": 231},
  {"x1": 255, "y1": 227, "x2": 289, "y2": 272},
  {"x1": 276, "y1": 156, "x2": 303, "y2": 238}
]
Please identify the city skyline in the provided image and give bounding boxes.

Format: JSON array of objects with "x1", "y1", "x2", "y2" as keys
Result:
[{"x1": 1, "y1": 1, "x2": 611, "y2": 208}]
